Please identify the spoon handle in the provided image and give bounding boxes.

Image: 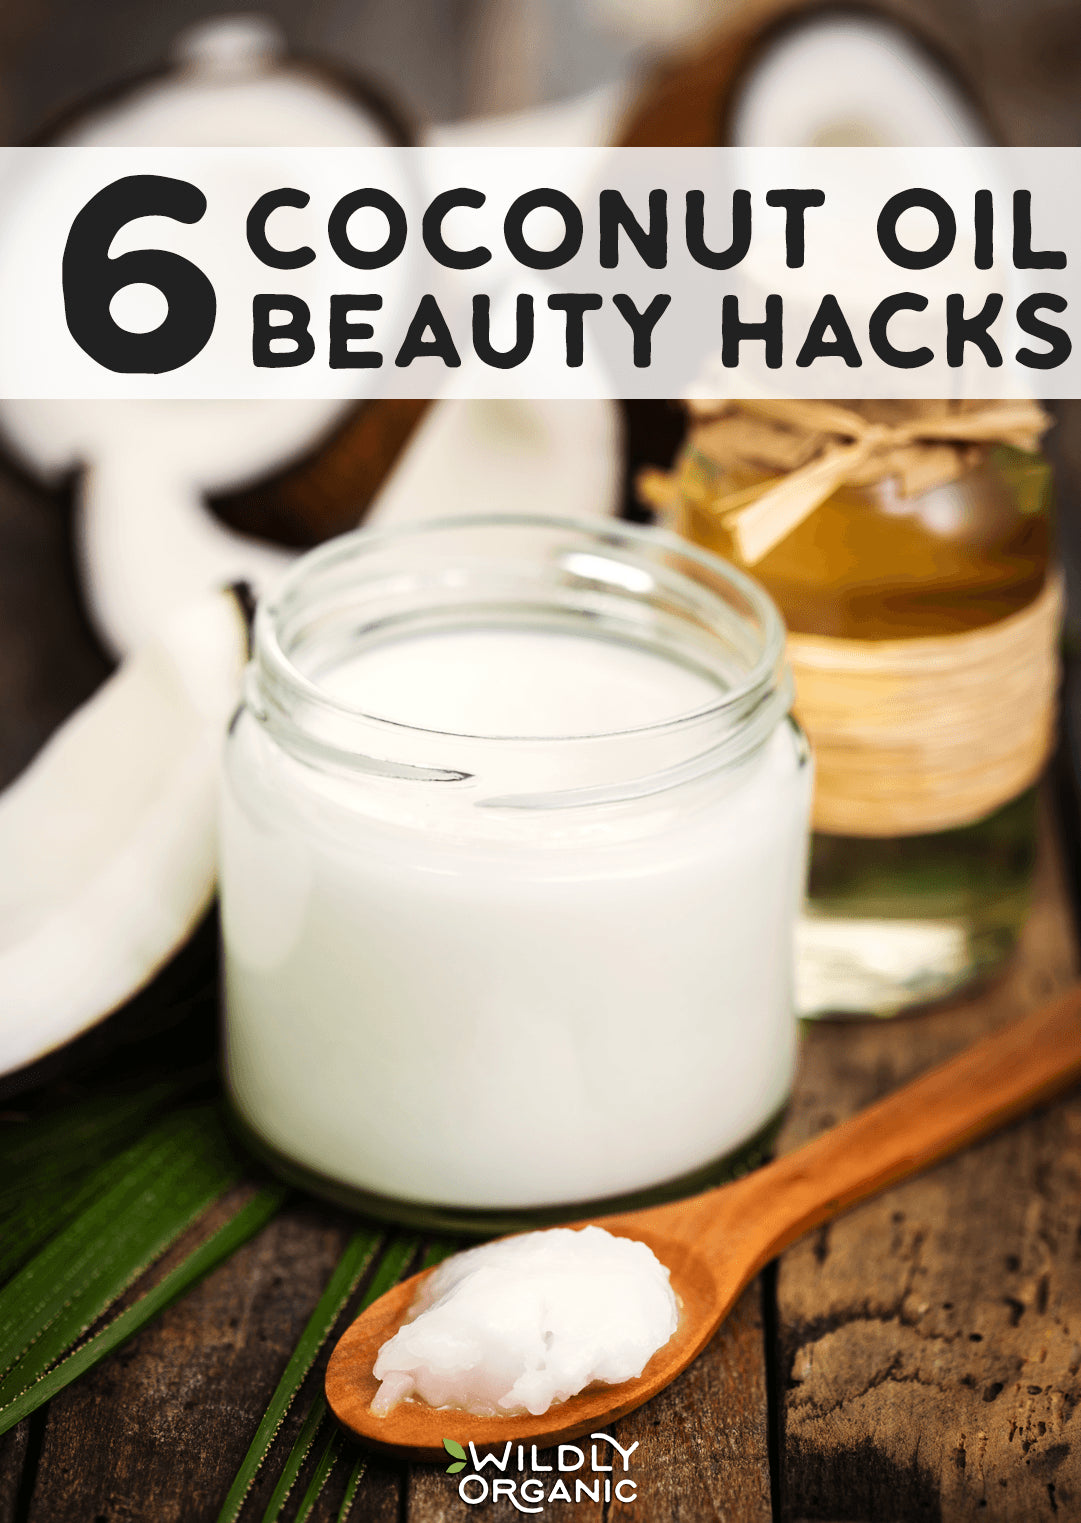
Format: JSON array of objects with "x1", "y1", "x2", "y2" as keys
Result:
[{"x1": 715, "y1": 984, "x2": 1081, "y2": 1273}]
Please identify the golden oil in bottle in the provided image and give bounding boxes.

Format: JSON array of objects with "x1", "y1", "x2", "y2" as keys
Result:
[{"x1": 673, "y1": 433, "x2": 1056, "y2": 1017}]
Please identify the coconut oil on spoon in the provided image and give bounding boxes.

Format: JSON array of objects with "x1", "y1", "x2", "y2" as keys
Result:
[{"x1": 326, "y1": 986, "x2": 1081, "y2": 1460}]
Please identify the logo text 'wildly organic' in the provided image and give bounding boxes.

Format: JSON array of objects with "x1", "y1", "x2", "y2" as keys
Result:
[{"x1": 443, "y1": 1433, "x2": 640, "y2": 1512}]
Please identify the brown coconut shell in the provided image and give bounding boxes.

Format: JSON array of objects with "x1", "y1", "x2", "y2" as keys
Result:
[{"x1": 207, "y1": 397, "x2": 432, "y2": 548}]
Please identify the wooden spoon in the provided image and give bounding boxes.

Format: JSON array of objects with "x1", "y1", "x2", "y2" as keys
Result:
[{"x1": 326, "y1": 986, "x2": 1081, "y2": 1461}]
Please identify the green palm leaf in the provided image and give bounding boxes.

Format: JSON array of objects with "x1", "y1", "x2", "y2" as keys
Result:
[
  {"x1": 260, "y1": 1400, "x2": 329, "y2": 1523},
  {"x1": 292, "y1": 1429, "x2": 344, "y2": 1522},
  {"x1": 0, "y1": 1147, "x2": 138, "y2": 1286},
  {"x1": 215, "y1": 1228, "x2": 383, "y2": 1523},
  {"x1": 242, "y1": 1234, "x2": 421, "y2": 1522},
  {"x1": 0, "y1": 1184, "x2": 285, "y2": 1436},
  {"x1": 0, "y1": 1077, "x2": 186, "y2": 1203},
  {"x1": 335, "y1": 1457, "x2": 366, "y2": 1523},
  {"x1": 0, "y1": 1104, "x2": 241, "y2": 1395},
  {"x1": 0, "y1": 1056, "x2": 464, "y2": 1521},
  {"x1": 0, "y1": 1077, "x2": 204, "y2": 1280}
]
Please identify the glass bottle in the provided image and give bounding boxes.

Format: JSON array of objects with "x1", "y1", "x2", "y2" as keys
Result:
[{"x1": 670, "y1": 434, "x2": 1056, "y2": 1017}]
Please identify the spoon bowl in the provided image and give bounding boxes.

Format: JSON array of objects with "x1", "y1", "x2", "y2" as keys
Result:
[
  {"x1": 327, "y1": 986, "x2": 1081, "y2": 1461},
  {"x1": 326, "y1": 1220, "x2": 732, "y2": 1460}
]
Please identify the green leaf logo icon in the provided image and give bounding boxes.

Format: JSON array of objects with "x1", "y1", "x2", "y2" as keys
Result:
[{"x1": 444, "y1": 1437, "x2": 467, "y2": 1474}]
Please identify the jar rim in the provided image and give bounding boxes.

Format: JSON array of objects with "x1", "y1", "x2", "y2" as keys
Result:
[{"x1": 253, "y1": 511, "x2": 789, "y2": 749}]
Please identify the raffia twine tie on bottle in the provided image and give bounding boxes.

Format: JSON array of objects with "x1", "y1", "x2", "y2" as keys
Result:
[{"x1": 640, "y1": 399, "x2": 1062, "y2": 838}]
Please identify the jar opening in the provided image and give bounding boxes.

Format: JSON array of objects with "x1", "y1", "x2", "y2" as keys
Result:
[{"x1": 249, "y1": 514, "x2": 793, "y2": 800}]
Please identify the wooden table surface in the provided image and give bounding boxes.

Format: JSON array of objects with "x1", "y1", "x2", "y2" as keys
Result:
[{"x1": 1, "y1": 456, "x2": 1080, "y2": 1520}]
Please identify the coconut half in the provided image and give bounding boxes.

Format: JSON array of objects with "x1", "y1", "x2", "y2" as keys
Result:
[
  {"x1": 617, "y1": 1, "x2": 990, "y2": 149},
  {"x1": 615, "y1": 0, "x2": 991, "y2": 490},
  {"x1": 0, "y1": 16, "x2": 421, "y2": 656},
  {"x1": 0, "y1": 30, "x2": 632, "y2": 1087},
  {"x1": 727, "y1": 11, "x2": 987, "y2": 148},
  {"x1": 0, "y1": 588, "x2": 248, "y2": 1087}
]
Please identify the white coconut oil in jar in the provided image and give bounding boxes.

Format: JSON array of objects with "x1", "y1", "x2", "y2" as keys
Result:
[{"x1": 220, "y1": 517, "x2": 812, "y2": 1231}]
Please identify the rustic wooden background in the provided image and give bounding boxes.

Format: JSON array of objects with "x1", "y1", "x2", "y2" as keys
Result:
[{"x1": 0, "y1": 3, "x2": 1079, "y2": 1520}]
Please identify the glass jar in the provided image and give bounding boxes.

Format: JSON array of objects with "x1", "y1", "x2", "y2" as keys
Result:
[
  {"x1": 674, "y1": 439, "x2": 1056, "y2": 1018},
  {"x1": 220, "y1": 515, "x2": 812, "y2": 1232}
]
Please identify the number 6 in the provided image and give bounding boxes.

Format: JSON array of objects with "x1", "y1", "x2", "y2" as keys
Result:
[{"x1": 63, "y1": 174, "x2": 217, "y2": 374}]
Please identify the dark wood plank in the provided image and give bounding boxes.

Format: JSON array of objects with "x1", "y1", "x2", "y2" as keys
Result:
[
  {"x1": 608, "y1": 1283, "x2": 774, "y2": 1523},
  {"x1": 775, "y1": 804, "x2": 1081, "y2": 1522},
  {"x1": 0, "y1": 1422, "x2": 29, "y2": 1523},
  {"x1": 336, "y1": 1455, "x2": 406, "y2": 1523},
  {"x1": 249, "y1": 1442, "x2": 404, "y2": 1523}
]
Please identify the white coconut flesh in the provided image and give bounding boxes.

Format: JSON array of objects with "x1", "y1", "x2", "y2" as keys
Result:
[
  {"x1": 0, "y1": 588, "x2": 248, "y2": 1078},
  {"x1": 27, "y1": 395, "x2": 621, "y2": 658},
  {"x1": 368, "y1": 397, "x2": 623, "y2": 529},
  {"x1": 728, "y1": 13, "x2": 986, "y2": 148},
  {"x1": 78, "y1": 454, "x2": 293, "y2": 659}
]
